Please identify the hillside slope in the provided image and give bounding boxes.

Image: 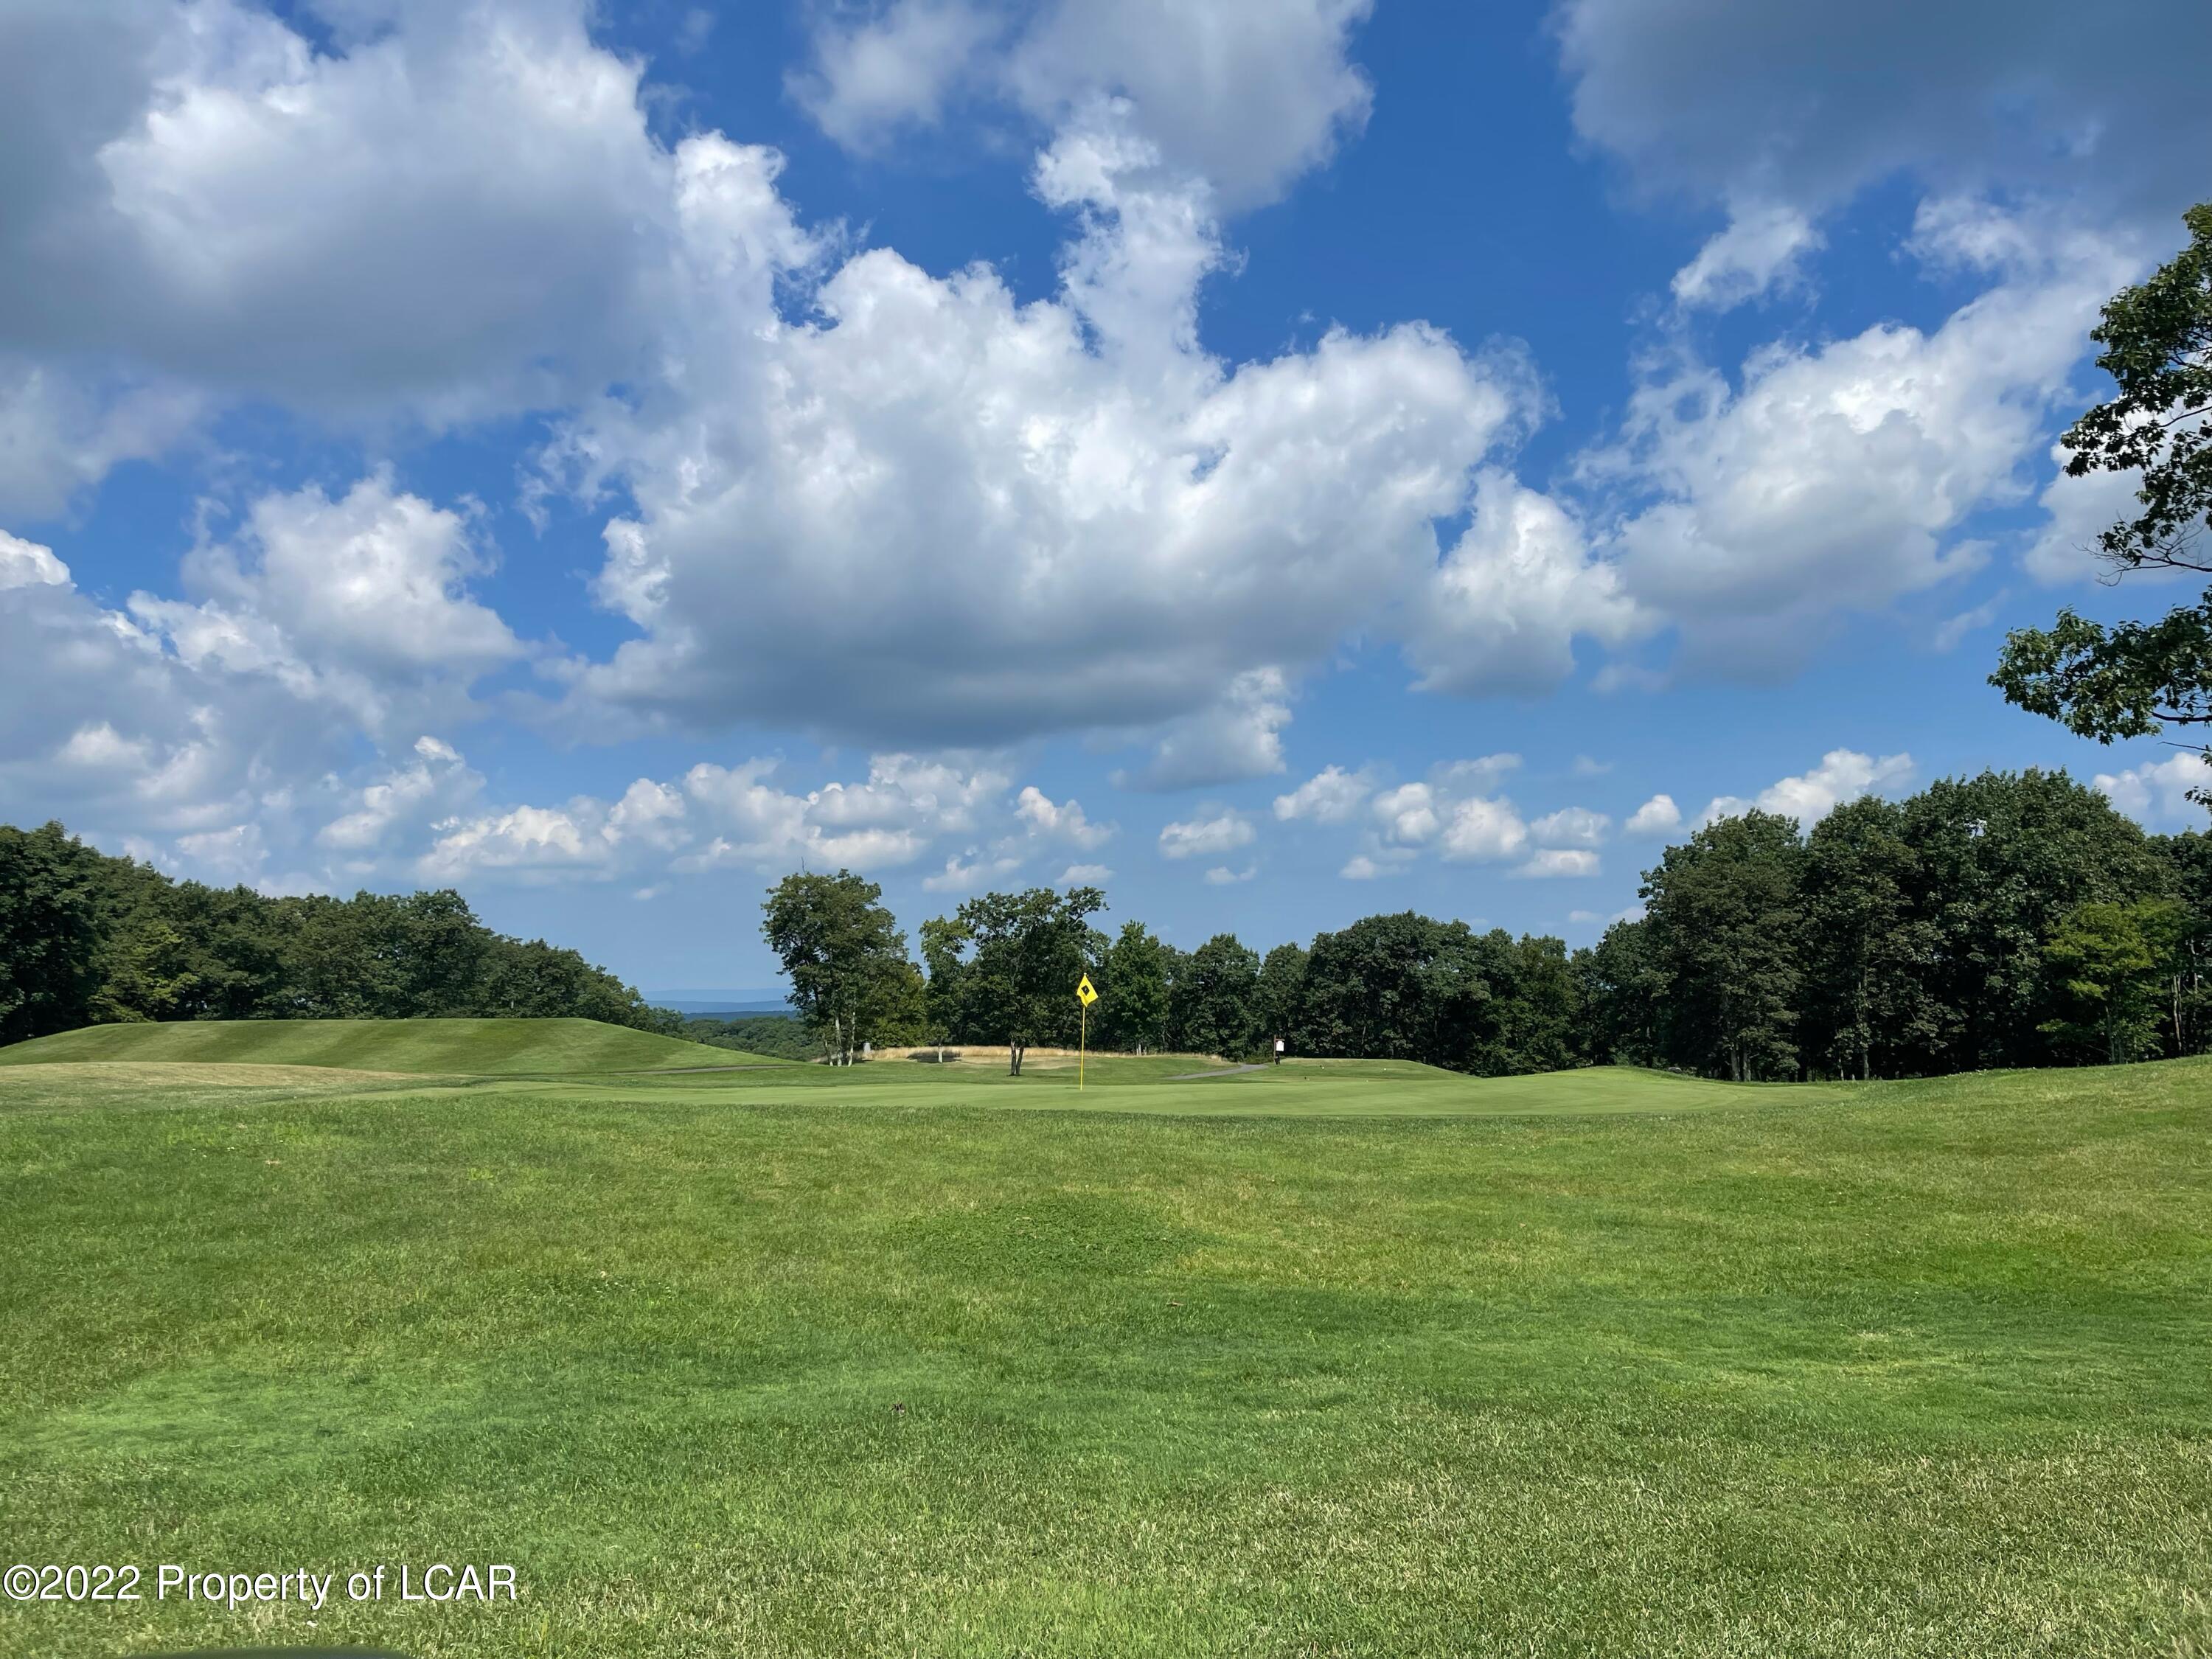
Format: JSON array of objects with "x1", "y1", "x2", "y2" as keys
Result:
[{"x1": 0, "y1": 1017, "x2": 781, "y2": 1075}]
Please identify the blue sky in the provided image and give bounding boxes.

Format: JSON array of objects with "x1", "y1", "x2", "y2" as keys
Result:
[{"x1": 4, "y1": 0, "x2": 2209, "y2": 992}]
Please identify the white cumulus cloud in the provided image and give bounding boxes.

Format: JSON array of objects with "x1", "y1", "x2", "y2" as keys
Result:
[
  {"x1": 1274, "y1": 764, "x2": 1374, "y2": 824},
  {"x1": 1701, "y1": 749, "x2": 1914, "y2": 827},
  {"x1": 1514, "y1": 849, "x2": 1600, "y2": 879},
  {"x1": 1531, "y1": 806, "x2": 1610, "y2": 848},
  {"x1": 795, "y1": 0, "x2": 1377, "y2": 211},
  {"x1": 540, "y1": 98, "x2": 1537, "y2": 749},
  {"x1": 1158, "y1": 807, "x2": 1255, "y2": 860},
  {"x1": 1587, "y1": 222, "x2": 2132, "y2": 678},
  {"x1": 1118, "y1": 667, "x2": 1293, "y2": 791},
  {"x1": 1406, "y1": 470, "x2": 1648, "y2": 695},
  {"x1": 1439, "y1": 796, "x2": 1528, "y2": 863},
  {"x1": 2096, "y1": 753, "x2": 2212, "y2": 827},
  {"x1": 1670, "y1": 201, "x2": 1823, "y2": 311}
]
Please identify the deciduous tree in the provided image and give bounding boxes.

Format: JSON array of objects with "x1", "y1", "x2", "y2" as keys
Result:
[
  {"x1": 1173, "y1": 933, "x2": 1260, "y2": 1058},
  {"x1": 761, "y1": 870, "x2": 914, "y2": 1065},
  {"x1": 1994, "y1": 204, "x2": 2212, "y2": 812},
  {"x1": 2039, "y1": 900, "x2": 2183, "y2": 1065},
  {"x1": 1098, "y1": 920, "x2": 1172, "y2": 1054},
  {"x1": 1642, "y1": 811, "x2": 1805, "y2": 1082},
  {"x1": 953, "y1": 886, "x2": 1105, "y2": 1074}
]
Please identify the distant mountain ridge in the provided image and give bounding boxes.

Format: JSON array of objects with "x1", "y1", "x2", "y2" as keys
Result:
[{"x1": 651, "y1": 990, "x2": 796, "y2": 1016}]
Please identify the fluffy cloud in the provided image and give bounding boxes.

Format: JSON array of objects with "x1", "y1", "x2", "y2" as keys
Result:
[
  {"x1": 1339, "y1": 852, "x2": 1402, "y2": 880},
  {"x1": 1349, "y1": 757, "x2": 1535, "y2": 870},
  {"x1": 422, "y1": 804, "x2": 615, "y2": 882},
  {"x1": 1557, "y1": 0, "x2": 2212, "y2": 234},
  {"x1": 1371, "y1": 783, "x2": 1441, "y2": 847},
  {"x1": 319, "y1": 736, "x2": 475, "y2": 854},
  {"x1": 1439, "y1": 796, "x2": 1528, "y2": 863},
  {"x1": 1670, "y1": 202, "x2": 1822, "y2": 311},
  {"x1": 305, "y1": 744, "x2": 1130, "y2": 890},
  {"x1": 1203, "y1": 863, "x2": 1257, "y2": 885},
  {"x1": 789, "y1": 1, "x2": 1001, "y2": 147},
  {"x1": 0, "y1": 360, "x2": 204, "y2": 520},
  {"x1": 2020, "y1": 442, "x2": 2155, "y2": 585},
  {"x1": 1273, "y1": 764, "x2": 1374, "y2": 824},
  {"x1": 1405, "y1": 471, "x2": 1649, "y2": 695},
  {"x1": 1702, "y1": 748, "x2": 1914, "y2": 827},
  {"x1": 796, "y1": 0, "x2": 1376, "y2": 210},
  {"x1": 1158, "y1": 807, "x2": 1255, "y2": 860},
  {"x1": 0, "y1": 530, "x2": 70, "y2": 591},
  {"x1": 549, "y1": 101, "x2": 1536, "y2": 747},
  {"x1": 2095, "y1": 752, "x2": 2212, "y2": 827},
  {"x1": 0, "y1": 531, "x2": 383, "y2": 869},
  {"x1": 1624, "y1": 793, "x2": 1681, "y2": 836},
  {"x1": 128, "y1": 472, "x2": 524, "y2": 736},
  {"x1": 1118, "y1": 667, "x2": 1292, "y2": 791},
  {"x1": 0, "y1": 0, "x2": 686, "y2": 434},
  {"x1": 679, "y1": 754, "x2": 1009, "y2": 875},
  {"x1": 1530, "y1": 806, "x2": 1610, "y2": 848},
  {"x1": 1013, "y1": 785, "x2": 1116, "y2": 849},
  {"x1": 1514, "y1": 849, "x2": 1599, "y2": 879},
  {"x1": 1586, "y1": 220, "x2": 2132, "y2": 673}
]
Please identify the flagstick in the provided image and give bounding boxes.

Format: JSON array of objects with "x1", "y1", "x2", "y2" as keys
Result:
[{"x1": 1079, "y1": 1001, "x2": 1086, "y2": 1092}]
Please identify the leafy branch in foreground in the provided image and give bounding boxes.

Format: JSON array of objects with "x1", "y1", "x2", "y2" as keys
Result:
[{"x1": 1993, "y1": 202, "x2": 2212, "y2": 808}]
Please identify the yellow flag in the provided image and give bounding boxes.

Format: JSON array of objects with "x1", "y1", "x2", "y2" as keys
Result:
[{"x1": 1076, "y1": 974, "x2": 1098, "y2": 1007}]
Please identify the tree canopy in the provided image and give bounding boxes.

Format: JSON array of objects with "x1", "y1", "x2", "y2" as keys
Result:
[
  {"x1": 946, "y1": 885, "x2": 1105, "y2": 1074},
  {"x1": 0, "y1": 820, "x2": 675, "y2": 1046},
  {"x1": 1994, "y1": 203, "x2": 2212, "y2": 810},
  {"x1": 761, "y1": 870, "x2": 917, "y2": 1064}
]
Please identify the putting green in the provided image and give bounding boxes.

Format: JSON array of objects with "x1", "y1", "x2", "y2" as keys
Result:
[{"x1": 486, "y1": 1054, "x2": 1809, "y2": 1116}]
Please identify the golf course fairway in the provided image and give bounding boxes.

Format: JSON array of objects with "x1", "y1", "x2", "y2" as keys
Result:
[{"x1": 0, "y1": 1027, "x2": 2205, "y2": 1657}]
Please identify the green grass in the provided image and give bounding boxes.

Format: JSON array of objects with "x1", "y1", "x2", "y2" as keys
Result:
[
  {"x1": 438, "y1": 1053, "x2": 1792, "y2": 1116},
  {"x1": 0, "y1": 1016, "x2": 780, "y2": 1075},
  {"x1": 0, "y1": 1044, "x2": 2206, "y2": 1658}
]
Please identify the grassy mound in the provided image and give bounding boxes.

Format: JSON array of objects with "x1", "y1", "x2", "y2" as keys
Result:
[{"x1": 0, "y1": 1016, "x2": 779, "y2": 1075}]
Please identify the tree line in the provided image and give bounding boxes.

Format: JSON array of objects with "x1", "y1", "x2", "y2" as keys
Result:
[
  {"x1": 762, "y1": 872, "x2": 1583, "y2": 1073},
  {"x1": 1590, "y1": 771, "x2": 2210, "y2": 1079},
  {"x1": 0, "y1": 820, "x2": 679, "y2": 1046},
  {"x1": 764, "y1": 769, "x2": 2211, "y2": 1079},
  {"x1": 9, "y1": 763, "x2": 2205, "y2": 1082}
]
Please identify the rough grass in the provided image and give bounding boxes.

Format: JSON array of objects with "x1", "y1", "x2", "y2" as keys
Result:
[
  {"x1": 0, "y1": 1053, "x2": 2205, "y2": 1657},
  {"x1": 0, "y1": 1016, "x2": 780, "y2": 1075}
]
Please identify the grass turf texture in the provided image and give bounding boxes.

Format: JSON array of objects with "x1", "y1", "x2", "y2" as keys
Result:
[
  {"x1": 0, "y1": 1016, "x2": 779, "y2": 1075},
  {"x1": 0, "y1": 1045, "x2": 2206, "y2": 1657}
]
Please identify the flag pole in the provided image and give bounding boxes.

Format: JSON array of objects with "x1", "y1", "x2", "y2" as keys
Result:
[{"x1": 1075, "y1": 973, "x2": 1096, "y2": 1091}]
